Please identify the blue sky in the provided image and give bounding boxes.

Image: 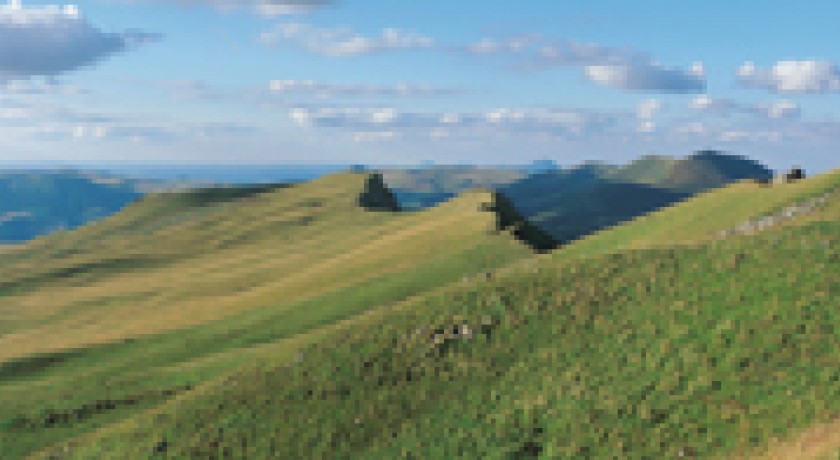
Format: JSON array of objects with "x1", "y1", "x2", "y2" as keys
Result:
[{"x1": 1, "y1": 0, "x2": 840, "y2": 172}]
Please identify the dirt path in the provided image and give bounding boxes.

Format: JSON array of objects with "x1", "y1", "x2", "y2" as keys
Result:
[{"x1": 745, "y1": 417, "x2": 840, "y2": 460}]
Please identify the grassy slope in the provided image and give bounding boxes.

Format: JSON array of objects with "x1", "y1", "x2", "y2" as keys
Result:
[
  {"x1": 0, "y1": 172, "x2": 539, "y2": 459},
  {"x1": 558, "y1": 167, "x2": 840, "y2": 259},
  {"x1": 6, "y1": 170, "x2": 840, "y2": 458},
  {"x1": 37, "y1": 173, "x2": 840, "y2": 459},
  {"x1": 604, "y1": 154, "x2": 678, "y2": 185},
  {"x1": 501, "y1": 152, "x2": 772, "y2": 244}
]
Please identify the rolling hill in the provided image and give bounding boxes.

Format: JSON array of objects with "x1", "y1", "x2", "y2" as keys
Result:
[
  {"x1": 501, "y1": 150, "x2": 774, "y2": 244},
  {"x1": 0, "y1": 171, "x2": 552, "y2": 459},
  {"x1": 2, "y1": 166, "x2": 840, "y2": 459},
  {"x1": 379, "y1": 165, "x2": 527, "y2": 210},
  {"x1": 16, "y1": 167, "x2": 840, "y2": 459}
]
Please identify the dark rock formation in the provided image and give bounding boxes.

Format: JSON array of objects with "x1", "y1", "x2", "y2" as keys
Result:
[{"x1": 357, "y1": 173, "x2": 402, "y2": 212}]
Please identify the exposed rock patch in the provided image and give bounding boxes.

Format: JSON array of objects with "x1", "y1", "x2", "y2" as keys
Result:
[{"x1": 718, "y1": 189, "x2": 839, "y2": 239}]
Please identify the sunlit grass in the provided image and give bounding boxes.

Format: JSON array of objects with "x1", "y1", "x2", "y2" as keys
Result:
[{"x1": 3, "y1": 169, "x2": 840, "y2": 458}]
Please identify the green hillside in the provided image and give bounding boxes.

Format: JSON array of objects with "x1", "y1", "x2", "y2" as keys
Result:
[
  {"x1": 4, "y1": 168, "x2": 840, "y2": 459},
  {"x1": 501, "y1": 151, "x2": 773, "y2": 244},
  {"x1": 380, "y1": 166, "x2": 526, "y2": 211},
  {"x1": 604, "y1": 154, "x2": 677, "y2": 184},
  {"x1": 560, "y1": 166, "x2": 840, "y2": 259},
  {"x1": 0, "y1": 172, "x2": 549, "y2": 459},
  {"x1": 27, "y1": 170, "x2": 840, "y2": 459}
]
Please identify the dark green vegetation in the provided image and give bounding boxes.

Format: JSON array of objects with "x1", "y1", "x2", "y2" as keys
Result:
[
  {"x1": 380, "y1": 165, "x2": 526, "y2": 210},
  {"x1": 0, "y1": 170, "x2": 142, "y2": 243},
  {"x1": 0, "y1": 152, "x2": 768, "y2": 244},
  {"x1": 1, "y1": 166, "x2": 839, "y2": 459},
  {"x1": 502, "y1": 151, "x2": 774, "y2": 244},
  {"x1": 376, "y1": 152, "x2": 774, "y2": 245}
]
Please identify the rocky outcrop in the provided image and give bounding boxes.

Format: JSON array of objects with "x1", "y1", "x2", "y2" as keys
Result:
[
  {"x1": 482, "y1": 191, "x2": 558, "y2": 252},
  {"x1": 357, "y1": 173, "x2": 401, "y2": 212},
  {"x1": 717, "y1": 188, "x2": 838, "y2": 238}
]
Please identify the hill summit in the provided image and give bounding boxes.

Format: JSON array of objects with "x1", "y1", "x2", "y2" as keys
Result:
[{"x1": 502, "y1": 150, "x2": 775, "y2": 244}]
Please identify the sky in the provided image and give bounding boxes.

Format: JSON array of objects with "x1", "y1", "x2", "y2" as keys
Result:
[{"x1": 1, "y1": 0, "x2": 839, "y2": 172}]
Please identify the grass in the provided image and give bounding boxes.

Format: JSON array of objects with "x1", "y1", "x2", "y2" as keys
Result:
[
  {"x1": 0, "y1": 172, "x2": 537, "y2": 458},
  {"x1": 31, "y1": 184, "x2": 840, "y2": 459},
  {"x1": 3, "y1": 168, "x2": 840, "y2": 458},
  {"x1": 557, "y1": 167, "x2": 840, "y2": 258}
]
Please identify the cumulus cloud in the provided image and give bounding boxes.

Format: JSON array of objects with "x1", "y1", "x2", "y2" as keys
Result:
[
  {"x1": 259, "y1": 23, "x2": 433, "y2": 56},
  {"x1": 584, "y1": 61, "x2": 705, "y2": 93},
  {"x1": 0, "y1": 1, "x2": 157, "y2": 80},
  {"x1": 738, "y1": 60, "x2": 840, "y2": 93},
  {"x1": 464, "y1": 35, "x2": 705, "y2": 93},
  {"x1": 689, "y1": 95, "x2": 801, "y2": 119}
]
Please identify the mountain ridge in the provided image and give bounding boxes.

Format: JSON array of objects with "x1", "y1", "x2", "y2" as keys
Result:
[{"x1": 2, "y1": 167, "x2": 840, "y2": 458}]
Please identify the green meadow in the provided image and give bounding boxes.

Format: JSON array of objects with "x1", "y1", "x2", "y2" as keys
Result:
[{"x1": 2, "y1": 168, "x2": 840, "y2": 458}]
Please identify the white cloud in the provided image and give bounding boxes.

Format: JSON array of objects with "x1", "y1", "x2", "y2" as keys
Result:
[
  {"x1": 584, "y1": 60, "x2": 705, "y2": 93},
  {"x1": 260, "y1": 23, "x2": 433, "y2": 56},
  {"x1": 131, "y1": 0, "x2": 331, "y2": 17},
  {"x1": 267, "y1": 79, "x2": 459, "y2": 97},
  {"x1": 353, "y1": 131, "x2": 396, "y2": 142},
  {"x1": 465, "y1": 36, "x2": 629, "y2": 67},
  {"x1": 288, "y1": 106, "x2": 619, "y2": 140},
  {"x1": 1, "y1": 87, "x2": 257, "y2": 143},
  {"x1": 2, "y1": 79, "x2": 83, "y2": 95},
  {"x1": 738, "y1": 60, "x2": 840, "y2": 93},
  {"x1": 764, "y1": 100, "x2": 800, "y2": 119},
  {"x1": 638, "y1": 121, "x2": 656, "y2": 133},
  {"x1": 0, "y1": 1, "x2": 157, "y2": 80},
  {"x1": 254, "y1": 0, "x2": 330, "y2": 16},
  {"x1": 464, "y1": 35, "x2": 705, "y2": 93},
  {"x1": 689, "y1": 95, "x2": 800, "y2": 119},
  {"x1": 637, "y1": 99, "x2": 661, "y2": 119},
  {"x1": 466, "y1": 36, "x2": 538, "y2": 55},
  {"x1": 719, "y1": 130, "x2": 782, "y2": 143},
  {"x1": 674, "y1": 122, "x2": 707, "y2": 135}
]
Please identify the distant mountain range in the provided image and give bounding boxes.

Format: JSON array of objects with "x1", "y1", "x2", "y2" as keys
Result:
[
  {"x1": 0, "y1": 152, "x2": 773, "y2": 244},
  {"x1": 0, "y1": 170, "x2": 143, "y2": 243},
  {"x1": 383, "y1": 151, "x2": 774, "y2": 244},
  {"x1": 502, "y1": 151, "x2": 774, "y2": 244}
]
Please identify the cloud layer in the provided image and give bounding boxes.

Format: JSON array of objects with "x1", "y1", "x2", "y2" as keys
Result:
[
  {"x1": 268, "y1": 79, "x2": 459, "y2": 97},
  {"x1": 260, "y1": 23, "x2": 433, "y2": 56},
  {"x1": 0, "y1": 2, "x2": 157, "y2": 80},
  {"x1": 738, "y1": 60, "x2": 840, "y2": 93},
  {"x1": 464, "y1": 36, "x2": 706, "y2": 93},
  {"x1": 689, "y1": 95, "x2": 801, "y2": 119},
  {"x1": 288, "y1": 106, "x2": 619, "y2": 142}
]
